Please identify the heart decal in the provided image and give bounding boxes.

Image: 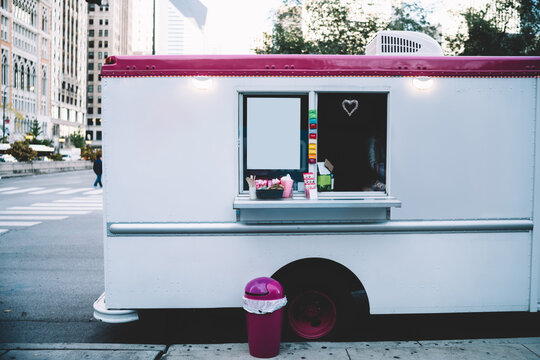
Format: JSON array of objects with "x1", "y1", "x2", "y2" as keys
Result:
[{"x1": 342, "y1": 99, "x2": 358, "y2": 117}]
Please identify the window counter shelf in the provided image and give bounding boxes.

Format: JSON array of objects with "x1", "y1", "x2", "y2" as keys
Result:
[{"x1": 233, "y1": 194, "x2": 401, "y2": 223}]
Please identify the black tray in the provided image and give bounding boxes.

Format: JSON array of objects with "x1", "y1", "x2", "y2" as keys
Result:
[{"x1": 256, "y1": 189, "x2": 284, "y2": 199}]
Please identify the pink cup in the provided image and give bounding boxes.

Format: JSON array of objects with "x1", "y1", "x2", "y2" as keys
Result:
[{"x1": 281, "y1": 178, "x2": 294, "y2": 198}]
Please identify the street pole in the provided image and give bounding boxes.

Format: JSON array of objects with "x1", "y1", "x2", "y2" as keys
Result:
[
  {"x1": 1, "y1": 85, "x2": 16, "y2": 143},
  {"x1": 2, "y1": 90, "x2": 6, "y2": 143},
  {"x1": 152, "y1": 0, "x2": 156, "y2": 55}
]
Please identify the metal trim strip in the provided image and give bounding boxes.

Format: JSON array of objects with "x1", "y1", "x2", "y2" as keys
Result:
[{"x1": 108, "y1": 220, "x2": 533, "y2": 236}]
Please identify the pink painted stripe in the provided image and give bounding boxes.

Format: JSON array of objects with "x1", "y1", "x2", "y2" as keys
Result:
[{"x1": 101, "y1": 54, "x2": 540, "y2": 78}]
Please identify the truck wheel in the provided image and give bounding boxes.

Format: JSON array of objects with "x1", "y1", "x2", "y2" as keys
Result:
[
  {"x1": 274, "y1": 259, "x2": 367, "y2": 340},
  {"x1": 284, "y1": 282, "x2": 355, "y2": 340},
  {"x1": 288, "y1": 289, "x2": 337, "y2": 339}
]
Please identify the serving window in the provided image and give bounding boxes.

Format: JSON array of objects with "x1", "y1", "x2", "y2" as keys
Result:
[
  {"x1": 241, "y1": 94, "x2": 308, "y2": 190},
  {"x1": 317, "y1": 92, "x2": 387, "y2": 192},
  {"x1": 235, "y1": 91, "x2": 398, "y2": 222}
]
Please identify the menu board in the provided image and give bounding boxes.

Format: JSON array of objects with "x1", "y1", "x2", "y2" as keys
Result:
[{"x1": 246, "y1": 97, "x2": 301, "y2": 170}]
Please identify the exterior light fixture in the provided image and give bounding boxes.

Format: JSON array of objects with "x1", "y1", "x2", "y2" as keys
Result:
[
  {"x1": 86, "y1": 140, "x2": 92, "y2": 145},
  {"x1": 25, "y1": 134, "x2": 34, "y2": 141},
  {"x1": 58, "y1": 137, "x2": 66, "y2": 143},
  {"x1": 192, "y1": 76, "x2": 213, "y2": 90},
  {"x1": 412, "y1": 76, "x2": 434, "y2": 91}
]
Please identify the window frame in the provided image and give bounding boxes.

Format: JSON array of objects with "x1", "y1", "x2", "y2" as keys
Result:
[
  {"x1": 235, "y1": 86, "x2": 392, "y2": 197},
  {"x1": 239, "y1": 93, "x2": 309, "y2": 191},
  {"x1": 316, "y1": 91, "x2": 389, "y2": 193}
]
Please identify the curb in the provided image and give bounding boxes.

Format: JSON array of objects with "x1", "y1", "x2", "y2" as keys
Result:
[
  {"x1": 1, "y1": 338, "x2": 540, "y2": 360},
  {"x1": 0, "y1": 343, "x2": 166, "y2": 351}
]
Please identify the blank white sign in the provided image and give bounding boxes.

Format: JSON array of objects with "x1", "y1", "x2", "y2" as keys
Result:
[{"x1": 246, "y1": 97, "x2": 301, "y2": 170}]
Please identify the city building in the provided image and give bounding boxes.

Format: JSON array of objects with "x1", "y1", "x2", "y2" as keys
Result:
[
  {"x1": 85, "y1": 0, "x2": 131, "y2": 148},
  {"x1": 131, "y1": 0, "x2": 152, "y2": 55},
  {"x1": 50, "y1": 0, "x2": 88, "y2": 149},
  {"x1": 1, "y1": 0, "x2": 52, "y2": 142},
  {"x1": 154, "y1": 0, "x2": 205, "y2": 55}
]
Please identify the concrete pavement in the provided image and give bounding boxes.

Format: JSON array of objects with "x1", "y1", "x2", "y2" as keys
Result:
[{"x1": 1, "y1": 338, "x2": 540, "y2": 359}]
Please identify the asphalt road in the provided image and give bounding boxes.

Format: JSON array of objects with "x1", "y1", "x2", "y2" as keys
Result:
[{"x1": 1, "y1": 171, "x2": 540, "y2": 344}]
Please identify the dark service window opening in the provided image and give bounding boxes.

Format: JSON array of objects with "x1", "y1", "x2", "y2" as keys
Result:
[{"x1": 317, "y1": 92, "x2": 387, "y2": 192}]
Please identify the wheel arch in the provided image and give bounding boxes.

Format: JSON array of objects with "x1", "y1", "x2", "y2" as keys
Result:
[{"x1": 271, "y1": 257, "x2": 370, "y2": 315}]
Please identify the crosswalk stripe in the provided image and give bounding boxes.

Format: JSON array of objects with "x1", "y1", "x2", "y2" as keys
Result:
[
  {"x1": 0, "y1": 221, "x2": 41, "y2": 226},
  {"x1": 54, "y1": 199, "x2": 103, "y2": 204},
  {"x1": 0, "y1": 210, "x2": 91, "y2": 215},
  {"x1": 68, "y1": 197, "x2": 102, "y2": 200},
  {"x1": 0, "y1": 215, "x2": 68, "y2": 220},
  {"x1": 1, "y1": 187, "x2": 44, "y2": 194},
  {"x1": 29, "y1": 187, "x2": 70, "y2": 194},
  {"x1": 0, "y1": 187, "x2": 17, "y2": 192},
  {"x1": 84, "y1": 189, "x2": 103, "y2": 195},
  {"x1": 31, "y1": 203, "x2": 103, "y2": 207},
  {"x1": 56, "y1": 188, "x2": 94, "y2": 195},
  {"x1": 0, "y1": 187, "x2": 105, "y2": 195},
  {"x1": 9, "y1": 207, "x2": 102, "y2": 211}
]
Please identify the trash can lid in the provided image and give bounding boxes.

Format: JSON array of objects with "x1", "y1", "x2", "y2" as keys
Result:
[{"x1": 244, "y1": 277, "x2": 285, "y2": 300}]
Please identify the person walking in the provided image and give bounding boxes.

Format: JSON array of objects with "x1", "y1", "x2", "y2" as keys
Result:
[{"x1": 93, "y1": 155, "x2": 103, "y2": 188}]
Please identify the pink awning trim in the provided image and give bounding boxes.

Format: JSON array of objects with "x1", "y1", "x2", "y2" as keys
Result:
[{"x1": 101, "y1": 54, "x2": 540, "y2": 78}]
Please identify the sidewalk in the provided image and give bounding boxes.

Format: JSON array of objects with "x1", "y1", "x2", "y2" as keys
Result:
[
  {"x1": 1, "y1": 338, "x2": 540, "y2": 359},
  {"x1": 0, "y1": 161, "x2": 91, "y2": 178}
]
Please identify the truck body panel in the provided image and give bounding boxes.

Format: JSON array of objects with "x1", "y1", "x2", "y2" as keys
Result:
[{"x1": 100, "y1": 54, "x2": 540, "y2": 314}]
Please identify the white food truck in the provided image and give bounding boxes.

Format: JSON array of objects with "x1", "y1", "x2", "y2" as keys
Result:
[{"x1": 94, "y1": 32, "x2": 540, "y2": 339}]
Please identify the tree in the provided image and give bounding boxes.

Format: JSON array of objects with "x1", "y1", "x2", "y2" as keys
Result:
[
  {"x1": 515, "y1": 0, "x2": 540, "y2": 54},
  {"x1": 8, "y1": 141, "x2": 37, "y2": 162},
  {"x1": 29, "y1": 120, "x2": 42, "y2": 140},
  {"x1": 255, "y1": 0, "x2": 439, "y2": 55},
  {"x1": 48, "y1": 153, "x2": 63, "y2": 161},
  {"x1": 255, "y1": 0, "x2": 380, "y2": 54},
  {"x1": 69, "y1": 130, "x2": 85, "y2": 149},
  {"x1": 81, "y1": 146, "x2": 102, "y2": 161},
  {"x1": 256, "y1": 3, "x2": 313, "y2": 54},
  {"x1": 386, "y1": 2, "x2": 440, "y2": 40},
  {"x1": 25, "y1": 120, "x2": 53, "y2": 146},
  {"x1": 305, "y1": 0, "x2": 379, "y2": 54},
  {"x1": 38, "y1": 138, "x2": 53, "y2": 147},
  {"x1": 446, "y1": 0, "x2": 540, "y2": 55}
]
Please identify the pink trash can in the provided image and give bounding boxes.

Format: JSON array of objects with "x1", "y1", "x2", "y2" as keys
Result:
[{"x1": 243, "y1": 277, "x2": 287, "y2": 358}]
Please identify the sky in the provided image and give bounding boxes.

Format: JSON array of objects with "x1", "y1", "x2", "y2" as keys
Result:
[
  {"x1": 146, "y1": 0, "x2": 486, "y2": 55},
  {"x1": 169, "y1": 0, "x2": 283, "y2": 54},
  {"x1": 202, "y1": 0, "x2": 282, "y2": 53}
]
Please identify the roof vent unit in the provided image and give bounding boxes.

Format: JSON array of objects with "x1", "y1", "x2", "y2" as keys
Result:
[{"x1": 366, "y1": 31, "x2": 443, "y2": 56}]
